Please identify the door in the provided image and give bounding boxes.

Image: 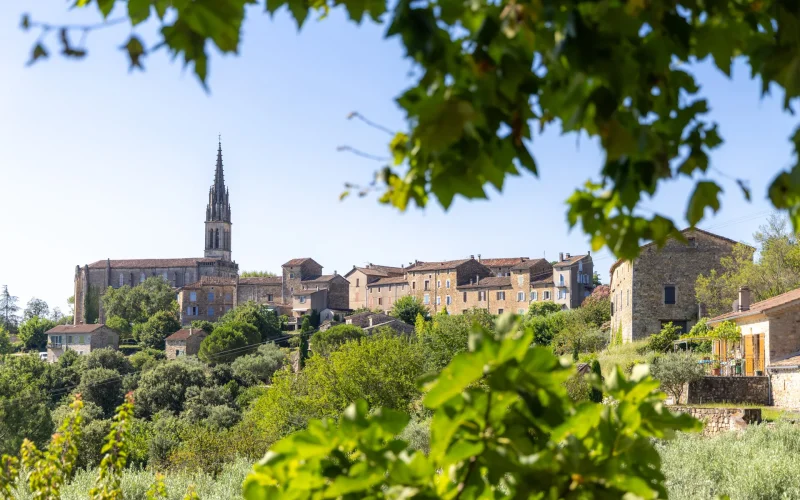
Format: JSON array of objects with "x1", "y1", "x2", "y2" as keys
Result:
[
  {"x1": 757, "y1": 334, "x2": 765, "y2": 374},
  {"x1": 744, "y1": 335, "x2": 754, "y2": 376}
]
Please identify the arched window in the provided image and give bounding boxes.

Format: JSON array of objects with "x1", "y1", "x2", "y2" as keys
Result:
[
  {"x1": 215, "y1": 228, "x2": 220, "y2": 248},
  {"x1": 208, "y1": 229, "x2": 213, "y2": 248}
]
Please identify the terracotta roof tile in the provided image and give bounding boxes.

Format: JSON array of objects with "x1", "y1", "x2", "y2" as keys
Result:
[
  {"x1": 166, "y1": 328, "x2": 208, "y2": 341},
  {"x1": 302, "y1": 275, "x2": 336, "y2": 284},
  {"x1": 481, "y1": 257, "x2": 529, "y2": 267},
  {"x1": 239, "y1": 277, "x2": 282, "y2": 285},
  {"x1": 367, "y1": 276, "x2": 409, "y2": 286},
  {"x1": 293, "y1": 289, "x2": 324, "y2": 296},
  {"x1": 458, "y1": 276, "x2": 512, "y2": 289},
  {"x1": 511, "y1": 258, "x2": 549, "y2": 271},
  {"x1": 46, "y1": 324, "x2": 107, "y2": 334},
  {"x1": 408, "y1": 259, "x2": 473, "y2": 272},
  {"x1": 284, "y1": 258, "x2": 317, "y2": 267},
  {"x1": 88, "y1": 258, "x2": 217, "y2": 269},
  {"x1": 770, "y1": 352, "x2": 800, "y2": 367},
  {"x1": 531, "y1": 272, "x2": 554, "y2": 285},
  {"x1": 554, "y1": 254, "x2": 589, "y2": 268},
  {"x1": 181, "y1": 276, "x2": 237, "y2": 289},
  {"x1": 709, "y1": 287, "x2": 800, "y2": 323}
]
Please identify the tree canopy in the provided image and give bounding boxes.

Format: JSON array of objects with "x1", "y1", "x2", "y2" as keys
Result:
[
  {"x1": 101, "y1": 277, "x2": 177, "y2": 326},
  {"x1": 20, "y1": 0, "x2": 800, "y2": 260},
  {"x1": 390, "y1": 296, "x2": 430, "y2": 325}
]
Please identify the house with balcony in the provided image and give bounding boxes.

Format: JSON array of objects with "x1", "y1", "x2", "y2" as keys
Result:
[{"x1": 45, "y1": 324, "x2": 119, "y2": 363}]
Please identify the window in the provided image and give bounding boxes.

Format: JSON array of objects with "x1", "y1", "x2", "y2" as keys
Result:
[
  {"x1": 163, "y1": 271, "x2": 168, "y2": 281},
  {"x1": 437, "y1": 280, "x2": 441, "y2": 288},
  {"x1": 531, "y1": 291, "x2": 538, "y2": 301},
  {"x1": 66, "y1": 335, "x2": 73, "y2": 344},
  {"x1": 299, "y1": 296, "x2": 307, "y2": 304},
  {"x1": 463, "y1": 291, "x2": 467, "y2": 302},
  {"x1": 187, "y1": 306, "x2": 193, "y2": 316},
  {"x1": 370, "y1": 287, "x2": 373, "y2": 294},
  {"x1": 559, "y1": 274, "x2": 565, "y2": 286},
  {"x1": 479, "y1": 291, "x2": 486, "y2": 301},
  {"x1": 225, "y1": 293, "x2": 232, "y2": 302},
  {"x1": 517, "y1": 275, "x2": 524, "y2": 286},
  {"x1": 579, "y1": 261, "x2": 583, "y2": 272},
  {"x1": 389, "y1": 285, "x2": 393, "y2": 291},
  {"x1": 140, "y1": 272, "x2": 145, "y2": 283},
  {"x1": 78, "y1": 335, "x2": 85, "y2": 344},
  {"x1": 412, "y1": 282, "x2": 416, "y2": 290},
  {"x1": 377, "y1": 286, "x2": 382, "y2": 293},
  {"x1": 688, "y1": 236, "x2": 697, "y2": 247},
  {"x1": 436, "y1": 296, "x2": 441, "y2": 305},
  {"x1": 378, "y1": 297, "x2": 383, "y2": 306},
  {"x1": 190, "y1": 291, "x2": 197, "y2": 302},
  {"x1": 497, "y1": 291, "x2": 506, "y2": 300},
  {"x1": 446, "y1": 295, "x2": 451, "y2": 305},
  {"x1": 119, "y1": 274, "x2": 124, "y2": 287},
  {"x1": 50, "y1": 335, "x2": 62, "y2": 346},
  {"x1": 176, "y1": 349, "x2": 184, "y2": 357},
  {"x1": 267, "y1": 294, "x2": 273, "y2": 301},
  {"x1": 611, "y1": 302, "x2": 614, "y2": 316},
  {"x1": 424, "y1": 294, "x2": 430, "y2": 305},
  {"x1": 544, "y1": 291, "x2": 551, "y2": 300},
  {"x1": 424, "y1": 280, "x2": 430, "y2": 291},
  {"x1": 208, "y1": 307, "x2": 215, "y2": 316},
  {"x1": 498, "y1": 308, "x2": 504, "y2": 314},
  {"x1": 446, "y1": 280, "x2": 451, "y2": 289},
  {"x1": 664, "y1": 285, "x2": 676, "y2": 305},
  {"x1": 289, "y1": 272, "x2": 295, "y2": 279},
  {"x1": 517, "y1": 291, "x2": 525, "y2": 301},
  {"x1": 208, "y1": 292, "x2": 215, "y2": 302},
  {"x1": 356, "y1": 278, "x2": 360, "y2": 287},
  {"x1": 518, "y1": 309, "x2": 525, "y2": 314}
]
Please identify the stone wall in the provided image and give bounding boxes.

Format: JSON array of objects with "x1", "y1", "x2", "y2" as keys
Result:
[
  {"x1": 672, "y1": 406, "x2": 762, "y2": 436},
  {"x1": 770, "y1": 369, "x2": 800, "y2": 408},
  {"x1": 680, "y1": 376, "x2": 770, "y2": 405}
]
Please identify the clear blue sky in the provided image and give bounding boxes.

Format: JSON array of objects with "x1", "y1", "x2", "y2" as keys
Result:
[{"x1": 0, "y1": 1, "x2": 795, "y2": 314}]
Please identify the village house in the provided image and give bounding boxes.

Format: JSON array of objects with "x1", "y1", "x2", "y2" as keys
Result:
[
  {"x1": 345, "y1": 264, "x2": 407, "y2": 310},
  {"x1": 553, "y1": 253, "x2": 595, "y2": 309},
  {"x1": 45, "y1": 324, "x2": 119, "y2": 363},
  {"x1": 458, "y1": 258, "x2": 555, "y2": 315},
  {"x1": 345, "y1": 311, "x2": 415, "y2": 334},
  {"x1": 165, "y1": 328, "x2": 208, "y2": 360},
  {"x1": 610, "y1": 228, "x2": 745, "y2": 342}
]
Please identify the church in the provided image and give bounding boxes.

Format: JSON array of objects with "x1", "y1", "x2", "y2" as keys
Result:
[{"x1": 73, "y1": 141, "x2": 350, "y2": 326}]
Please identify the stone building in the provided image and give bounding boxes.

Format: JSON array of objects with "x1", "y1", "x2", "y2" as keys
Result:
[
  {"x1": 178, "y1": 276, "x2": 238, "y2": 324},
  {"x1": 404, "y1": 258, "x2": 494, "y2": 314},
  {"x1": 610, "y1": 228, "x2": 744, "y2": 342},
  {"x1": 367, "y1": 276, "x2": 411, "y2": 311},
  {"x1": 553, "y1": 253, "x2": 594, "y2": 309},
  {"x1": 165, "y1": 328, "x2": 208, "y2": 360},
  {"x1": 45, "y1": 324, "x2": 119, "y2": 363},
  {"x1": 479, "y1": 257, "x2": 530, "y2": 277},
  {"x1": 457, "y1": 258, "x2": 554, "y2": 315},
  {"x1": 73, "y1": 141, "x2": 238, "y2": 325},
  {"x1": 291, "y1": 271, "x2": 350, "y2": 325},
  {"x1": 345, "y1": 264, "x2": 406, "y2": 310}
]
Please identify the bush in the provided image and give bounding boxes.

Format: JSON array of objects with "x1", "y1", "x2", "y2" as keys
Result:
[
  {"x1": 310, "y1": 324, "x2": 364, "y2": 356},
  {"x1": 231, "y1": 343, "x2": 285, "y2": 385},
  {"x1": 650, "y1": 351, "x2": 704, "y2": 403},
  {"x1": 85, "y1": 347, "x2": 134, "y2": 374},
  {"x1": 134, "y1": 310, "x2": 181, "y2": 350},
  {"x1": 390, "y1": 296, "x2": 430, "y2": 325},
  {"x1": 77, "y1": 367, "x2": 125, "y2": 416},
  {"x1": 134, "y1": 358, "x2": 208, "y2": 418},
  {"x1": 128, "y1": 348, "x2": 165, "y2": 372},
  {"x1": 420, "y1": 309, "x2": 494, "y2": 372},
  {"x1": 198, "y1": 322, "x2": 259, "y2": 363},
  {"x1": 526, "y1": 301, "x2": 562, "y2": 317},
  {"x1": 647, "y1": 322, "x2": 683, "y2": 352},
  {"x1": 218, "y1": 302, "x2": 281, "y2": 341}
]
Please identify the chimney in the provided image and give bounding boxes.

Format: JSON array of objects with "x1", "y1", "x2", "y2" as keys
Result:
[
  {"x1": 470, "y1": 278, "x2": 474, "y2": 285},
  {"x1": 588, "y1": 250, "x2": 591, "y2": 256},
  {"x1": 566, "y1": 253, "x2": 571, "y2": 259},
  {"x1": 738, "y1": 286, "x2": 751, "y2": 311},
  {"x1": 478, "y1": 254, "x2": 481, "y2": 261},
  {"x1": 334, "y1": 270, "x2": 337, "y2": 275},
  {"x1": 470, "y1": 255, "x2": 475, "y2": 259},
  {"x1": 559, "y1": 252, "x2": 564, "y2": 261},
  {"x1": 476, "y1": 274, "x2": 480, "y2": 283}
]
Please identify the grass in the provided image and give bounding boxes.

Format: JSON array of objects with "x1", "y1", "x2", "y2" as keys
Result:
[
  {"x1": 659, "y1": 422, "x2": 800, "y2": 499},
  {"x1": 586, "y1": 340, "x2": 654, "y2": 378},
  {"x1": 682, "y1": 402, "x2": 800, "y2": 422}
]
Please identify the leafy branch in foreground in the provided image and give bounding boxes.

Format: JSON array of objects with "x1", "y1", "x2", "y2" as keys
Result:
[
  {"x1": 21, "y1": 0, "x2": 800, "y2": 260},
  {"x1": 243, "y1": 316, "x2": 701, "y2": 498}
]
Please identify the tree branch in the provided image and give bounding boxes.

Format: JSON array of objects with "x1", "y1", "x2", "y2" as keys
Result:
[
  {"x1": 346, "y1": 112, "x2": 395, "y2": 136},
  {"x1": 337, "y1": 145, "x2": 389, "y2": 162}
]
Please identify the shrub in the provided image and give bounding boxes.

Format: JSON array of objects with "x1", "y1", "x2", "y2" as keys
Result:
[
  {"x1": 134, "y1": 310, "x2": 181, "y2": 350},
  {"x1": 217, "y1": 302, "x2": 281, "y2": 341},
  {"x1": 650, "y1": 351, "x2": 704, "y2": 403},
  {"x1": 646, "y1": 321, "x2": 683, "y2": 352},
  {"x1": 310, "y1": 324, "x2": 364, "y2": 356},
  {"x1": 77, "y1": 367, "x2": 125, "y2": 416},
  {"x1": 390, "y1": 296, "x2": 430, "y2": 325},
  {"x1": 198, "y1": 322, "x2": 259, "y2": 363},
  {"x1": 85, "y1": 347, "x2": 133, "y2": 374},
  {"x1": 526, "y1": 301, "x2": 562, "y2": 317},
  {"x1": 134, "y1": 358, "x2": 208, "y2": 418},
  {"x1": 231, "y1": 343, "x2": 285, "y2": 385}
]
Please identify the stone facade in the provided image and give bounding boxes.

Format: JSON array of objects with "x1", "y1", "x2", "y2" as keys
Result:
[
  {"x1": 165, "y1": 328, "x2": 208, "y2": 360},
  {"x1": 769, "y1": 369, "x2": 800, "y2": 408},
  {"x1": 671, "y1": 407, "x2": 762, "y2": 436},
  {"x1": 406, "y1": 259, "x2": 493, "y2": 314},
  {"x1": 282, "y1": 258, "x2": 323, "y2": 303},
  {"x1": 367, "y1": 277, "x2": 411, "y2": 312},
  {"x1": 679, "y1": 376, "x2": 770, "y2": 406},
  {"x1": 346, "y1": 264, "x2": 406, "y2": 310},
  {"x1": 553, "y1": 253, "x2": 594, "y2": 309},
  {"x1": 45, "y1": 324, "x2": 119, "y2": 363},
  {"x1": 178, "y1": 276, "x2": 237, "y2": 324},
  {"x1": 610, "y1": 228, "x2": 744, "y2": 342}
]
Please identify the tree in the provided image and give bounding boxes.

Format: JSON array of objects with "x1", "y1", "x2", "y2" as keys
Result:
[
  {"x1": 240, "y1": 271, "x2": 277, "y2": 277},
  {"x1": 311, "y1": 324, "x2": 364, "y2": 356},
  {"x1": 49, "y1": 307, "x2": 64, "y2": 323},
  {"x1": 231, "y1": 343, "x2": 286, "y2": 385},
  {"x1": 0, "y1": 286, "x2": 20, "y2": 331},
  {"x1": 697, "y1": 214, "x2": 800, "y2": 317},
  {"x1": 191, "y1": 320, "x2": 216, "y2": 334},
  {"x1": 105, "y1": 315, "x2": 132, "y2": 337},
  {"x1": 24, "y1": 0, "x2": 800, "y2": 262},
  {"x1": 592, "y1": 272, "x2": 602, "y2": 287},
  {"x1": 134, "y1": 310, "x2": 181, "y2": 350},
  {"x1": 198, "y1": 322, "x2": 259, "y2": 363},
  {"x1": 218, "y1": 302, "x2": 281, "y2": 340},
  {"x1": 23, "y1": 298, "x2": 49, "y2": 321},
  {"x1": 18, "y1": 316, "x2": 57, "y2": 351},
  {"x1": 300, "y1": 316, "x2": 312, "y2": 334},
  {"x1": 0, "y1": 326, "x2": 11, "y2": 355},
  {"x1": 590, "y1": 360, "x2": 603, "y2": 403},
  {"x1": 647, "y1": 322, "x2": 684, "y2": 352},
  {"x1": 134, "y1": 358, "x2": 208, "y2": 417},
  {"x1": 420, "y1": 309, "x2": 494, "y2": 371},
  {"x1": 101, "y1": 277, "x2": 177, "y2": 326},
  {"x1": 243, "y1": 319, "x2": 699, "y2": 498},
  {"x1": 525, "y1": 301, "x2": 562, "y2": 317},
  {"x1": 651, "y1": 352, "x2": 705, "y2": 403},
  {"x1": 66, "y1": 295, "x2": 75, "y2": 316},
  {"x1": 85, "y1": 348, "x2": 134, "y2": 374},
  {"x1": 77, "y1": 367, "x2": 125, "y2": 417},
  {"x1": 391, "y1": 296, "x2": 429, "y2": 325}
]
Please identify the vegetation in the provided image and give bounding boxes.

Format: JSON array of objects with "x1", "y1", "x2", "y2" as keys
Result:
[
  {"x1": 0, "y1": 286, "x2": 20, "y2": 331},
  {"x1": 134, "y1": 310, "x2": 181, "y2": 350},
  {"x1": 102, "y1": 277, "x2": 177, "y2": 329},
  {"x1": 697, "y1": 214, "x2": 800, "y2": 317},
  {"x1": 18, "y1": 316, "x2": 57, "y2": 351},
  {"x1": 650, "y1": 351, "x2": 705, "y2": 403},
  {"x1": 216, "y1": 302, "x2": 282, "y2": 341},
  {"x1": 310, "y1": 324, "x2": 364, "y2": 356},
  {"x1": 198, "y1": 322, "x2": 260, "y2": 363},
  {"x1": 390, "y1": 295, "x2": 430, "y2": 325},
  {"x1": 646, "y1": 321, "x2": 684, "y2": 352},
  {"x1": 239, "y1": 271, "x2": 277, "y2": 278}
]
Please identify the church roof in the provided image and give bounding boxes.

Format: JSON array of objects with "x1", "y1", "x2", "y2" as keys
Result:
[
  {"x1": 181, "y1": 276, "x2": 237, "y2": 289},
  {"x1": 239, "y1": 277, "x2": 282, "y2": 285},
  {"x1": 87, "y1": 258, "x2": 217, "y2": 269}
]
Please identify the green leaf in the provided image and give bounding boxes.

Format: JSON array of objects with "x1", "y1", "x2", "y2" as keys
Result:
[
  {"x1": 121, "y1": 35, "x2": 146, "y2": 71},
  {"x1": 27, "y1": 43, "x2": 48, "y2": 66},
  {"x1": 423, "y1": 352, "x2": 484, "y2": 407},
  {"x1": 686, "y1": 181, "x2": 723, "y2": 226},
  {"x1": 287, "y1": 0, "x2": 309, "y2": 28},
  {"x1": 97, "y1": 0, "x2": 115, "y2": 17},
  {"x1": 128, "y1": 0, "x2": 151, "y2": 25}
]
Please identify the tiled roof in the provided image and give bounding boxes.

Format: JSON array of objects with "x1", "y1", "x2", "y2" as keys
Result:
[
  {"x1": 302, "y1": 275, "x2": 336, "y2": 284},
  {"x1": 458, "y1": 276, "x2": 512, "y2": 289},
  {"x1": 346, "y1": 312, "x2": 396, "y2": 328},
  {"x1": 554, "y1": 254, "x2": 589, "y2": 268},
  {"x1": 609, "y1": 227, "x2": 752, "y2": 275},
  {"x1": 511, "y1": 258, "x2": 549, "y2": 271},
  {"x1": 166, "y1": 328, "x2": 207, "y2": 341},
  {"x1": 709, "y1": 287, "x2": 800, "y2": 324},
  {"x1": 181, "y1": 276, "x2": 237, "y2": 289},
  {"x1": 409, "y1": 259, "x2": 472, "y2": 272},
  {"x1": 46, "y1": 324, "x2": 106, "y2": 334},
  {"x1": 284, "y1": 258, "x2": 316, "y2": 267},
  {"x1": 88, "y1": 258, "x2": 217, "y2": 269},
  {"x1": 770, "y1": 352, "x2": 800, "y2": 367},
  {"x1": 531, "y1": 272, "x2": 554, "y2": 285},
  {"x1": 293, "y1": 289, "x2": 324, "y2": 296},
  {"x1": 367, "y1": 276, "x2": 409, "y2": 287},
  {"x1": 346, "y1": 267, "x2": 389, "y2": 278},
  {"x1": 481, "y1": 257, "x2": 529, "y2": 267},
  {"x1": 239, "y1": 276, "x2": 282, "y2": 285}
]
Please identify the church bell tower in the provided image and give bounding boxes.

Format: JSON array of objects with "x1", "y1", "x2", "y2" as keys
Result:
[{"x1": 204, "y1": 138, "x2": 232, "y2": 261}]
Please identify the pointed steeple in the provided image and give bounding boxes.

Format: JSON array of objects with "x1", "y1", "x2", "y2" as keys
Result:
[
  {"x1": 214, "y1": 136, "x2": 225, "y2": 196},
  {"x1": 206, "y1": 136, "x2": 231, "y2": 223}
]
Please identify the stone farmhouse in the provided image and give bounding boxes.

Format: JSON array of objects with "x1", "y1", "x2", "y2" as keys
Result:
[
  {"x1": 609, "y1": 228, "x2": 747, "y2": 342},
  {"x1": 165, "y1": 328, "x2": 208, "y2": 360},
  {"x1": 45, "y1": 324, "x2": 119, "y2": 363},
  {"x1": 362, "y1": 253, "x2": 594, "y2": 314}
]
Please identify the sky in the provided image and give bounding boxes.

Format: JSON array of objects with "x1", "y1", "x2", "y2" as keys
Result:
[{"x1": 0, "y1": 1, "x2": 796, "y2": 315}]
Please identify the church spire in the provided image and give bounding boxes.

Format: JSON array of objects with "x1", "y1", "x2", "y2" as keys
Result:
[
  {"x1": 204, "y1": 137, "x2": 232, "y2": 261},
  {"x1": 214, "y1": 135, "x2": 225, "y2": 196}
]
